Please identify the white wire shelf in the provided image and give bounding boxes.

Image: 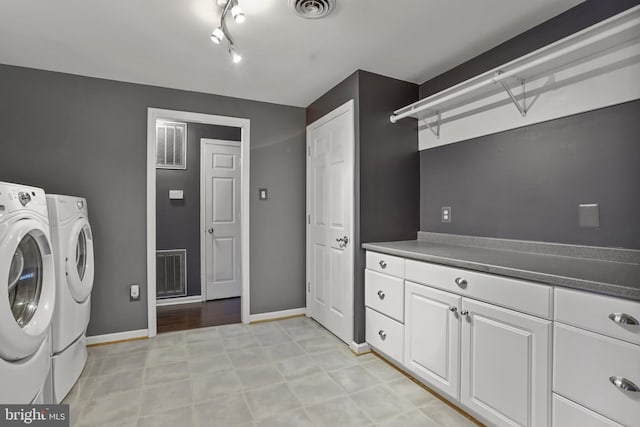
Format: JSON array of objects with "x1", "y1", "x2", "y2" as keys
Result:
[{"x1": 390, "y1": 5, "x2": 640, "y2": 134}]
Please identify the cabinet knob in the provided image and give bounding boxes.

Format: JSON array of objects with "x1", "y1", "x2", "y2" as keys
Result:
[
  {"x1": 377, "y1": 290, "x2": 386, "y2": 300},
  {"x1": 609, "y1": 376, "x2": 639, "y2": 392},
  {"x1": 207, "y1": 227, "x2": 214, "y2": 234},
  {"x1": 608, "y1": 313, "x2": 639, "y2": 326},
  {"x1": 460, "y1": 309, "x2": 469, "y2": 317},
  {"x1": 449, "y1": 306, "x2": 458, "y2": 313},
  {"x1": 455, "y1": 277, "x2": 467, "y2": 288},
  {"x1": 379, "y1": 260, "x2": 387, "y2": 269},
  {"x1": 378, "y1": 330, "x2": 387, "y2": 340}
]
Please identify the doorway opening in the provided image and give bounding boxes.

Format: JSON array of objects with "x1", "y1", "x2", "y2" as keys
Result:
[{"x1": 147, "y1": 109, "x2": 250, "y2": 337}]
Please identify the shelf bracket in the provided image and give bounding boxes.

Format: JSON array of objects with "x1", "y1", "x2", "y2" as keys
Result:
[
  {"x1": 418, "y1": 111, "x2": 441, "y2": 139},
  {"x1": 495, "y1": 71, "x2": 527, "y2": 117}
]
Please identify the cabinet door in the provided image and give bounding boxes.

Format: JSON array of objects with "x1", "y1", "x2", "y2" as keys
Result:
[
  {"x1": 461, "y1": 298, "x2": 551, "y2": 427},
  {"x1": 404, "y1": 281, "x2": 461, "y2": 400}
]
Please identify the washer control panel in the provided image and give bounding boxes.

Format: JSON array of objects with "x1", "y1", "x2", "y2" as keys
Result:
[{"x1": 0, "y1": 183, "x2": 48, "y2": 218}]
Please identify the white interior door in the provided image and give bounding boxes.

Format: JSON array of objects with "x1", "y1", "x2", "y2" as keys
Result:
[
  {"x1": 307, "y1": 100, "x2": 355, "y2": 345},
  {"x1": 202, "y1": 139, "x2": 242, "y2": 300}
]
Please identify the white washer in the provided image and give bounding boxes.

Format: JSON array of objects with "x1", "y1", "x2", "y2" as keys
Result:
[
  {"x1": 44, "y1": 194, "x2": 94, "y2": 404},
  {"x1": 0, "y1": 182, "x2": 56, "y2": 404}
]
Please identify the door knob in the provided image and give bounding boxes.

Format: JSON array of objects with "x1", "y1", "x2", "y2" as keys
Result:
[
  {"x1": 207, "y1": 227, "x2": 214, "y2": 234},
  {"x1": 336, "y1": 236, "x2": 349, "y2": 248}
]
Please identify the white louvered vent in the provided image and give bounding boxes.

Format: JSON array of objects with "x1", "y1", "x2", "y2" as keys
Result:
[
  {"x1": 156, "y1": 121, "x2": 187, "y2": 169},
  {"x1": 156, "y1": 249, "x2": 187, "y2": 298}
]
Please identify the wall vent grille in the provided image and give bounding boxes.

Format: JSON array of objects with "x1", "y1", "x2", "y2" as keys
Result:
[{"x1": 156, "y1": 249, "x2": 187, "y2": 298}]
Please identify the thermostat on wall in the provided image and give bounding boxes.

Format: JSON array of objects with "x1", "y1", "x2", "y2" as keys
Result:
[{"x1": 169, "y1": 190, "x2": 184, "y2": 200}]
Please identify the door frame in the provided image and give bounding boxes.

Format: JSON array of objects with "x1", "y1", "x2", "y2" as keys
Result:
[
  {"x1": 200, "y1": 138, "x2": 242, "y2": 302},
  {"x1": 305, "y1": 99, "x2": 355, "y2": 344},
  {"x1": 147, "y1": 108, "x2": 250, "y2": 337}
]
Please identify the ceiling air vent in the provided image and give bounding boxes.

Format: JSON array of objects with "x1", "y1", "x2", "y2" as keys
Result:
[{"x1": 289, "y1": 0, "x2": 335, "y2": 19}]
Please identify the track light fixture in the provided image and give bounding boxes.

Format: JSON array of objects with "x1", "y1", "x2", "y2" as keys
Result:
[{"x1": 211, "y1": 0, "x2": 245, "y2": 64}]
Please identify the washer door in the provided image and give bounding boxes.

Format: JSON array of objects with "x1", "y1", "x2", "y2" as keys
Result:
[
  {"x1": 0, "y1": 219, "x2": 55, "y2": 360},
  {"x1": 66, "y1": 218, "x2": 94, "y2": 303}
]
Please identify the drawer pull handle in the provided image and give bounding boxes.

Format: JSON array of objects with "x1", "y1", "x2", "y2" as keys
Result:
[
  {"x1": 455, "y1": 277, "x2": 467, "y2": 288},
  {"x1": 460, "y1": 309, "x2": 469, "y2": 317},
  {"x1": 609, "y1": 376, "x2": 639, "y2": 392},
  {"x1": 449, "y1": 306, "x2": 458, "y2": 313},
  {"x1": 379, "y1": 260, "x2": 387, "y2": 269},
  {"x1": 377, "y1": 290, "x2": 386, "y2": 300},
  {"x1": 378, "y1": 330, "x2": 387, "y2": 340},
  {"x1": 608, "y1": 313, "x2": 639, "y2": 326}
]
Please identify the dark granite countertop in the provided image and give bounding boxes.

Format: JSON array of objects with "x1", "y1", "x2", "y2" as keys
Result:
[{"x1": 362, "y1": 237, "x2": 640, "y2": 302}]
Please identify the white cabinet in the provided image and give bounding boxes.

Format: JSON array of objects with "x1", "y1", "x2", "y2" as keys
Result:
[
  {"x1": 364, "y1": 252, "x2": 405, "y2": 363},
  {"x1": 404, "y1": 282, "x2": 461, "y2": 400},
  {"x1": 553, "y1": 288, "x2": 640, "y2": 427},
  {"x1": 552, "y1": 394, "x2": 623, "y2": 427},
  {"x1": 365, "y1": 269, "x2": 404, "y2": 323},
  {"x1": 553, "y1": 323, "x2": 640, "y2": 427},
  {"x1": 461, "y1": 298, "x2": 551, "y2": 427},
  {"x1": 365, "y1": 307, "x2": 404, "y2": 362}
]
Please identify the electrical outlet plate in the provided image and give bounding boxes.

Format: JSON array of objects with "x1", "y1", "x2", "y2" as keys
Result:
[
  {"x1": 442, "y1": 207, "x2": 452, "y2": 223},
  {"x1": 579, "y1": 203, "x2": 600, "y2": 228},
  {"x1": 130, "y1": 284, "x2": 141, "y2": 302}
]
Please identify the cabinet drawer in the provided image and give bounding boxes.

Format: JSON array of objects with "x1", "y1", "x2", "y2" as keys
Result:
[
  {"x1": 366, "y1": 307, "x2": 404, "y2": 362},
  {"x1": 366, "y1": 251, "x2": 405, "y2": 278},
  {"x1": 553, "y1": 323, "x2": 640, "y2": 427},
  {"x1": 553, "y1": 394, "x2": 622, "y2": 427},
  {"x1": 555, "y1": 287, "x2": 640, "y2": 345},
  {"x1": 365, "y1": 269, "x2": 404, "y2": 322},
  {"x1": 405, "y1": 259, "x2": 552, "y2": 319}
]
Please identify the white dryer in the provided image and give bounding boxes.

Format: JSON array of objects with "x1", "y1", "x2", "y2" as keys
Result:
[
  {"x1": 44, "y1": 194, "x2": 94, "y2": 403},
  {"x1": 0, "y1": 182, "x2": 56, "y2": 404}
]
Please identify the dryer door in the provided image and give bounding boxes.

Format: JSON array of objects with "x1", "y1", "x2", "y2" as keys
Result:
[
  {"x1": 65, "y1": 218, "x2": 94, "y2": 303},
  {"x1": 0, "y1": 219, "x2": 55, "y2": 360}
]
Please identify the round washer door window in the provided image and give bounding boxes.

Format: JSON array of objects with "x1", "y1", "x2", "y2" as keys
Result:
[
  {"x1": 7, "y1": 233, "x2": 43, "y2": 328},
  {"x1": 76, "y1": 228, "x2": 87, "y2": 281}
]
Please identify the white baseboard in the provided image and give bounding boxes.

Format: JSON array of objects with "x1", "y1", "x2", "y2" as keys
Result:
[
  {"x1": 86, "y1": 329, "x2": 149, "y2": 346},
  {"x1": 156, "y1": 295, "x2": 202, "y2": 307},
  {"x1": 350, "y1": 341, "x2": 371, "y2": 355},
  {"x1": 249, "y1": 308, "x2": 307, "y2": 323}
]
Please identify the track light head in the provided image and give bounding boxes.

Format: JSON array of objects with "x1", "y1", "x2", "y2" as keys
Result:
[
  {"x1": 229, "y1": 45, "x2": 242, "y2": 63},
  {"x1": 231, "y1": 4, "x2": 246, "y2": 23},
  {"x1": 210, "y1": 27, "x2": 225, "y2": 44}
]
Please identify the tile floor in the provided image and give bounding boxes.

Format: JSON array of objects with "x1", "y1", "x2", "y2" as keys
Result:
[{"x1": 66, "y1": 317, "x2": 478, "y2": 427}]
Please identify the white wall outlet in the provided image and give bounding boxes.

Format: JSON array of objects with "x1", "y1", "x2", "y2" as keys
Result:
[
  {"x1": 130, "y1": 284, "x2": 141, "y2": 301},
  {"x1": 442, "y1": 207, "x2": 452, "y2": 223}
]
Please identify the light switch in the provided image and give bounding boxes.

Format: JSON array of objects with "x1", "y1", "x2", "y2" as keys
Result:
[
  {"x1": 579, "y1": 203, "x2": 599, "y2": 228},
  {"x1": 169, "y1": 190, "x2": 184, "y2": 200},
  {"x1": 259, "y1": 188, "x2": 268, "y2": 200}
]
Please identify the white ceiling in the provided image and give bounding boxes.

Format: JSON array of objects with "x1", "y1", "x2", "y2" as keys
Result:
[{"x1": 0, "y1": 0, "x2": 583, "y2": 107}]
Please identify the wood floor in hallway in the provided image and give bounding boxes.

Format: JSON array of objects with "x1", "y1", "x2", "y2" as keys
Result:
[{"x1": 156, "y1": 297, "x2": 241, "y2": 333}]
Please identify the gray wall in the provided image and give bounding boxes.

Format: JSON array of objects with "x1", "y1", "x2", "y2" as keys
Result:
[
  {"x1": 420, "y1": 101, "x2": 640, "y2": 249},
  {"x1": 307, "y1": 70, "x2": 419, "y2": 343},
  {"x1": 0, "y1": 64, "x2": 306, "y2": 336},
  {"x1": 156, "y1": 123, "x2": 241, "y2": 297},
  {"x1": 419, "y1": 0, "x2": 640, "y2": 250}
]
